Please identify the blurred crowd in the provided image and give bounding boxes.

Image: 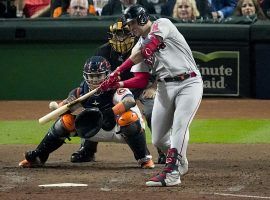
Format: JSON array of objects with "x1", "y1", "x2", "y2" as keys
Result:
[{"x1": 0, "y1": 0, "x2": 269, "y2": 21}]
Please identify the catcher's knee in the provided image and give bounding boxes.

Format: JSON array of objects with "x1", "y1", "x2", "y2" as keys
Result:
[
  {"x1": 61, "y1": 114, "x2": 75, "y2": 131},
  {"x1": 117, "y1": 111, "x2": 142, "y2": 136},
  {"x1": 52, "y1": 114, "x2": 75, "y2": 138}
]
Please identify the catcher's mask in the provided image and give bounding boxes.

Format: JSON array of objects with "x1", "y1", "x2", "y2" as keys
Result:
[
  {"x1": 83, "y1": 56, "x2": 111, "y2": 90},
  {"x1": 75, "y1": 108, "x2": 103, "y2": 138},
  {"x1": 108, "y1": 21, "x2": 135, "y2": 54}
]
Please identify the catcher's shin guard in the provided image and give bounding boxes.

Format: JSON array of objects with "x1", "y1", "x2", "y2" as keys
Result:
[
  {"x1": 70, "y1": 139, "x2": 98, "y2": 163},
  {"x1": 122, "y1": 126, "x2": 150, "y2": 160},
  {"x1": 23, "y1": 117, "x2": 71, "y2": 166},
  {"x1": 124, "y1": 130, "x2": 154, "y2": 169}
]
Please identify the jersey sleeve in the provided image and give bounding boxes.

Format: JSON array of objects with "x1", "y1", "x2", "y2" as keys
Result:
[
  {"x1": 112, "y1": 88, "x2": 134, "y2": 105},
  {"x1": 131, "y1": 62, "x2": 150, "y2": 73},
  {"x1": 149, "y1": 18, "x2": 172, "y2": 40}
]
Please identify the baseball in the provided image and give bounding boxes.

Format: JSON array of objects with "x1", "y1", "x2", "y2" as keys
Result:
[{"x1": 49, "y1": 101, "x2": 59, "y2": 110}]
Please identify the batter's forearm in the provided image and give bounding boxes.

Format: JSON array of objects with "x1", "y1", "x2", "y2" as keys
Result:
[{"x1": 122, "y1": 72, "x2": 150, "y2": 88}]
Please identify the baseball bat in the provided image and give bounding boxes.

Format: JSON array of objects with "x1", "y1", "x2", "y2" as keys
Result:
[{"x1": 38, "y1": 88, "x2": 98, "y2": 125}]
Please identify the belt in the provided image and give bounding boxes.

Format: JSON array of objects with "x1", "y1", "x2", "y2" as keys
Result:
[{"x1": 158, "y1": 72, "x2": 197, "y2": 82}]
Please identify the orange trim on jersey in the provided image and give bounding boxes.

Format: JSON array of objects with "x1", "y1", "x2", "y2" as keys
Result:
[
  {"x1": 53, "y1": 7, "x2": 62, "y2": 18},
  {"x1": 61, "y1": 114, "x2": 75, "y2": 131},
  {"x1": 112, "y1": 102, "x2": 126, "y2": 115},
  {"x1": 117, "y1": 111, "x2": 139, "y2": 126}
]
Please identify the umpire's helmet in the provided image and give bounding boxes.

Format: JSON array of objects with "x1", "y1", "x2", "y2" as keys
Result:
[
  {"x1": 83, "y1": 56, "x2": 111, "y2": 89},
  {"x1": 122, "y1": 5, "x2": 149, "y2": 26}
]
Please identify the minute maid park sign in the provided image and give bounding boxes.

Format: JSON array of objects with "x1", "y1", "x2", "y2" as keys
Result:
[{"x1": 192, "y1": 51, "x2": 240, "y2": 96}]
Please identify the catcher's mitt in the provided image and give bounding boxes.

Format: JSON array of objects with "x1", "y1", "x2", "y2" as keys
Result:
[{"x1": 75, "y1": 108, "x2": 103, "y2": 138}]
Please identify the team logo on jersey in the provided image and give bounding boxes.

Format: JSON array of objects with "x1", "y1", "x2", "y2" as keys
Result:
[
  {"x1": 92, "y1": 100, "x2": 100, "y2": 105},
  {"x1": 145, "y1": 47, "x2": 152, "y2": 56},
  {"x1": 144, "y1": 56, "x2": 155, "y2": 67},
  {"x1": 151, "y1": 23, "x2": 159, "y2": 33},
  {"x1": 117, "y1": 88, "x2": 127, "y2": 95}
]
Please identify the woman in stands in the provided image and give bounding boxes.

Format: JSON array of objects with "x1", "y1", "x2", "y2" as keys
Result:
[
  {"x1": 172, "y1": 0, "x2": 200, "y2": 21},
  {"x1": 234, "y1": 0, "x2": 267, "y2": 20}
]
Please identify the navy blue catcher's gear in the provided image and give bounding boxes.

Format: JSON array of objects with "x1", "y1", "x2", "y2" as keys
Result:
[
  {"x1": 70, "y1": 139, "x2": 97, "y2": 163},
  {"x1": 24, "y1": 118, "x2": 71, "y2": 165},
  {"x1": 83, "y1": 56, "x2": 111, "y2": 89},
  {"x1": 122, "y1": 5, "x2": 149, "y2": 26},
  {"x1": 102, "y1": 108, "x2": 116, "y2": 131},
  {"x1": 75, "y1": 108, "x2": 103, "y2": 138}
]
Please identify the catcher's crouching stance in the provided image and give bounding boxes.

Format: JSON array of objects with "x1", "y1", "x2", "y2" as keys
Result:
[{"x1": 19, "y1": 56, "x2": 155, "y2": 169}]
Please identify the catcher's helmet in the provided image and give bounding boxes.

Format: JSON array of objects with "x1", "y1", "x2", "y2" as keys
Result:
[
  {"x1": 83, "y1": 56, "x2": 111, "y2": 89},
  {"x1": 122, "y1": 5, "x2": 149, "y2": 26},
  {"x1": 108, "y1": 21, "x2": 135, "y2": 54}
]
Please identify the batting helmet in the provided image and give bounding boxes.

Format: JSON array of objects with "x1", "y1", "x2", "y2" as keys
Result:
[
  {"x1": 122, "y1": 5, "x2": 149, "y2": 26},
  {"x1": 75, "y1": 108, "x2": 103, "y2": 138},
  {"x1": 83, "y1": 56, "x2": 111, "y2": 89},
  {"x1": 108, "y1": 21, "x2": 135, "y2": 54}
]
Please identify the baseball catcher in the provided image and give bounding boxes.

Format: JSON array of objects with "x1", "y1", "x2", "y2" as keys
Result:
[{"x1": 19, "y1": 56, "x2": 155, "y2": 169}]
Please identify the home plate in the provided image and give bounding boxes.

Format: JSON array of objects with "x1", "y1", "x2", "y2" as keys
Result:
[{"x1": 39, "y1": 183, "x2": 88, "y2": 187}]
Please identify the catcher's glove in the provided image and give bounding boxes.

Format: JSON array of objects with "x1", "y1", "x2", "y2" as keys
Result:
[{"x1": 75, "y1": 108, "x2": 103, "y2": 138}]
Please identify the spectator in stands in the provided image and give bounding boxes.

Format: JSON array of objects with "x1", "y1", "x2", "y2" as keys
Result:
[
  {"x1": 101, "y1": 0, "x2": 156, "y2": 15},
  {"x1": 159, "y1": 0, "x2": 176, "y2": 16},
  {"x1": 51, "y1": 0, "x2": 96, "y2": 18},
  {"x1": 101, "y1": 0, "x2": 129, "y2": 15},
  {"x1": 15, "y1": 0, "x2": 50, "y2": 18},
  {"x1": 208, "y1": 0, "x2": 237, "y2": 20},
  {"x1": 21, "y1": 0, "x2": 50, "y2": 18},
  {"x1": 234, "y1": 0, "x2": 267, "y2": 20},
  {"x1": 172, "y1": 0, "x2": 200, "y2": 21},
  {"x1": 92, "y1": 0, "x2": 109, "y2": 15},
  {"x1": 147, "y1": 0, "x2": 167, "y2": 15},
  {"x1": 1, "y1": 0, "x2": 17, "y2": 18},
  {"x1": 69, "y1": 0, "x2": 89, "y2": 16},
  {"x1": 195, "y1": 0, "x2": 212, "y2": 18},
  {"x1": 259, "y1": 0, "x2": 270, "y2": 19}
]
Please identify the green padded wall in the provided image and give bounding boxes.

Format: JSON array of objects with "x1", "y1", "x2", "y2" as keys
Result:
[{"x1": 0, "y1": 42, "x2": 102, "y2": 100}]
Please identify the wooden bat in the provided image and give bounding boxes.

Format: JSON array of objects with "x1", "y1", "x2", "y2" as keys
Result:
[{"x1": 38, "y1": 88, "x2": 98, "y2": 125}]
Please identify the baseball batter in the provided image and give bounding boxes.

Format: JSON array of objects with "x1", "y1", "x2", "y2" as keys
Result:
[{"x1": 100, "y1": 5, "x2": 203, "y2": 187}]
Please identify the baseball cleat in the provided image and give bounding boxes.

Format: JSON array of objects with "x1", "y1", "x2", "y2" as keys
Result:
[
  {"x1": 146, "y1": 170, "x2": 181, "y2": 187},
  {"x1": 18, "y1": 159, "x2": 44, "y2": 168},
  {"x1": 146, "y1": 148, "x2": 182, "y2": 187},
  {"x1": 70, "y1": 151, "x2": 95, "y2": 163},
  {"x1": 179, "y1": 157, "x2": 188, "y2": 176},
  {"x1": 138, "y1": 155, "x2": 155, "y2": 169},
  {"x1": 141, "y1": 159, "x2": 155, "y2": 169}
]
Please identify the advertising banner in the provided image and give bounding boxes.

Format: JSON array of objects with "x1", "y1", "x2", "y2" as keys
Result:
[{"x1": 193, "y1": 51, "x2": 240, "y2": 96}]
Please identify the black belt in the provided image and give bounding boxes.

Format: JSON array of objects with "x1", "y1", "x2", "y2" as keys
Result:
[{"x1": 158, "y1": 72, "x2": 197, "y2": 82}]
